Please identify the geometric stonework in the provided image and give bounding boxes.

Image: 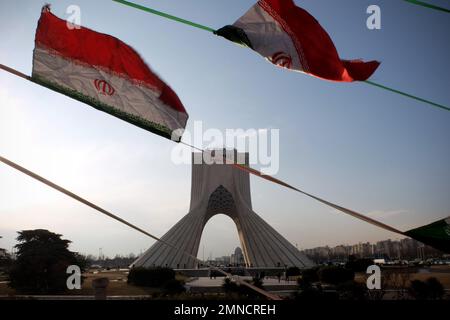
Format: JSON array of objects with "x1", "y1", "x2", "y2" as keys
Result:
[{"x1": 132, "y1": 150, "x2": 314, "y2": 269}]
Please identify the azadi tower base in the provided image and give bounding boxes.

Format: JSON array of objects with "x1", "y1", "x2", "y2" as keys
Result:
[{"x1": 133, "y1": 150, "x2": 314, "y2": 269}]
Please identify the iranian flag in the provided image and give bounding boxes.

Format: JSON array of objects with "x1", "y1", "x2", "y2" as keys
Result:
[
  {"x1": 405, "y1": 217, "x2": 450, "y2": 253},
  {"x1": 32, "y1": 6, "x2": 188, "y2": 141},
  {"x1": 216, "y1": 0, "x2": 380, "y2": 82}
]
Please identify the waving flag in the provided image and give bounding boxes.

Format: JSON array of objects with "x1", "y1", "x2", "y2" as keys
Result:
[
  {"x1": 32, "y1": 6, "x2": 188, "y2": 141},
  {"x1": 215, "y1": 0, "x2": 380, "y2": 82},
  {"x1": 405, "y1": 217, "x2": 450, "y2": 253}
]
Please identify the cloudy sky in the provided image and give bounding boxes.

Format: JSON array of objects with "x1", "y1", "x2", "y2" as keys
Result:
[{"x1": 1, "y1": 0, "x2": 449, "y2": 259}]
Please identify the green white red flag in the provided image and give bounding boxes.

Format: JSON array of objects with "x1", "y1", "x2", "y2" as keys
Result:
[
  {"x1": 405, "y1": 217, "x2": 450, "y2": 253},
  {"x1": 32, "y1": 6, "x2": 188, "y2": 141},
  {"x1": 216, "y1": 0, "x2": 380, "y2": 82}
]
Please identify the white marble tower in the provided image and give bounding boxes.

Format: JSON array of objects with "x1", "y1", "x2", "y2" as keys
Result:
[{"x1": 132, "y1": 150, "x2": 313, "y2": 269}]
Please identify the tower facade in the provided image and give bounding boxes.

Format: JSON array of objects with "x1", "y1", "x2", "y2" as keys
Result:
[{"x1": 133, "y1": 151, "x2": 313, "y2": 269}]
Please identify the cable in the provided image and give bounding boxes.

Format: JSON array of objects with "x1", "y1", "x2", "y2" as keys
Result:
[{"x1": 403, "y1": 0, "x2": 450, "y2": 13}]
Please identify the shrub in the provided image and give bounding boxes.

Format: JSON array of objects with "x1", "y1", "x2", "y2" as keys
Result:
[
  {"x1": 251, "y1": 276, "x2": 264, "y2": 289},
  {"x1": 300, "y1": 267, "x2": 320, "y2": 284},
  {"x1": 409, "y1": 277, "x2": 445, "y2": 300},
  {"x1": 426, "y1": 277, "x2": 445, "y2": 300},
  {"x1": 286, "y1": 267, "x2": 301, "y2": 277},
  {"x1": 222, "y1": 277, "x2": 263, "y2": 299},
  {"x1": 222, "y1": 277, "x2": 239, "y2": 293},
  {"x1": 318, "y1": 266, "x2": 354, "y2": 285},
  {"x1": 127, "y1": 267, "x2": 175, "y2": 287},
  {"x1": 346, "y1": 258, "x2": 373, "y2": 273},
  {"x1": 336, "y1": 281, "x2": 367, "y2": 300},
  {"x1": 162, "y1": 279, "x2": 186, "y2": 294},
  {"x1": 409, "y1": 280, "x2": 429, "y2": 300}
]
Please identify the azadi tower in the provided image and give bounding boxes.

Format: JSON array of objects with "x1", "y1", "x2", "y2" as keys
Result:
[{"x1": 132, "y1": 150, "x2": 313, "y2": 269}]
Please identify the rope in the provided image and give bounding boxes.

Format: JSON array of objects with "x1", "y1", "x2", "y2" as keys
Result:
[
  {"x1": 0, "y1": 64, "x2": 31, "y2": 81},
  {"x1": 365, "y1": 80, "x2": 450, "y2": 112},
  {"x1": 112, "y1": 0, "x2": 215, "y2": 33},
  {"x1": 180, "y1": 142, "x2": 405, "y2": 236},
  {"x1": 0, "y1": 155, "x2": 281, "y2": 300},
  {"x1": 111, "y1": 1, "x2": 449, "y2": 113},
  {"x1": 403, "y1": 0, "x2": 450, "y2": 13}
]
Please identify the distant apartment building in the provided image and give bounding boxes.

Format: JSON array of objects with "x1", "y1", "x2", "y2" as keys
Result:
[
  {"x1": 350, "y1": 242, "x2": 373, "y2": 258},
  {"x1": 302, "y1": 238, "x2": 444, "y2": 263}
]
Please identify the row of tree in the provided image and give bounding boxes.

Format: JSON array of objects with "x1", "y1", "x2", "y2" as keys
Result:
[
  {"x1": 0, "y1": 229, "x2": 447, "y2": 299},
  {"x1": 2, "y1": 229, "x2": 87, "y2": 294}
]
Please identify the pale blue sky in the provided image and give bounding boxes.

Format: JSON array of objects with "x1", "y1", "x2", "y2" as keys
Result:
[{"x1": 0, "y1": 0, "x2": 449, "y2": 258}]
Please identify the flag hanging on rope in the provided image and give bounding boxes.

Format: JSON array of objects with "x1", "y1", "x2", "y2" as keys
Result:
[
  {"x1": 234, "y1": 159, "x2": 450, "y2": 253},
  {"x1": 215, "y1": 0, "x2": 380, "y2": 82},
  {"x1": 405, "y1": 217, "x2": 450, "y2": 253},
  {"x1": 32, "y1": 5, "x2": 188, "y2": 141}
]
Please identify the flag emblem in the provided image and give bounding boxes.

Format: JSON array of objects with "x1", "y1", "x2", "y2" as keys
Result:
[
  {"x1": 216, "y1": 0, "x2": 380, "y2": 82},
  {"x1": 270, "y1": 52, "x2": 292, "y2": 69},
  {"x1": 32, "y1": 6, "x2": 189, "y2": 141},
  {"x1": 94, "y1": 79, "x2": 115, "y2": 96}
]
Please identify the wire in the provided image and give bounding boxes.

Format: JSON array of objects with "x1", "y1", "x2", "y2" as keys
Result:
[
  {"x1": 112, "y1": 0, "x2": 216, "y2": 33},
  {"x1": 365, "y1": 80, "x2": 450, "y2": 112},
  {"x1": 403, "y1": 0, "x2": 450, "y2": 13}
]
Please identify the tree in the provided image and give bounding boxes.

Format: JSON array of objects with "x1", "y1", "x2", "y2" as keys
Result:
[
  {"x1": 0, "y1": 248, "x2": 12, "y2": 275},
  {"x1": 8, "y1": 229, "x2": 85, "y2": 294}
]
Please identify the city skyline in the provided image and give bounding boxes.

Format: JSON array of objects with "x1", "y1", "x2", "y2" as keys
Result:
[{"x1": 4, "y1": 235, "x2": 444, "y2": 263}]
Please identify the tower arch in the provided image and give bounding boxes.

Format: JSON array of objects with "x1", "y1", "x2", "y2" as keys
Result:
[{"x1": 132, "y1": 151, "x2": 313, "y2": 269}]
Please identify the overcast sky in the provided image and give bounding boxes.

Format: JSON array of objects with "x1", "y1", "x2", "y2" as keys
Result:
[{"x1": 1, "y1": 0, "x2": 449, "y2": 259}]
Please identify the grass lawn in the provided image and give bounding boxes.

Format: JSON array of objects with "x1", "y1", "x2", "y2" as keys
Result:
[
  {"x1": 0, "y1": 269, "x2": 189, "y2": 297},
  {"x1": 1, "y1": 266, "x2": 448, "y2": 298},
  {"x1": 355, "y1": 265, "x2": 450, "y2": 288}
]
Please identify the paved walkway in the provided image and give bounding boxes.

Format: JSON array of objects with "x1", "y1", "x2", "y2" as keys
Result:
[{"x1": 187, "y1": 277, "x2": 296, "y2": 287}]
